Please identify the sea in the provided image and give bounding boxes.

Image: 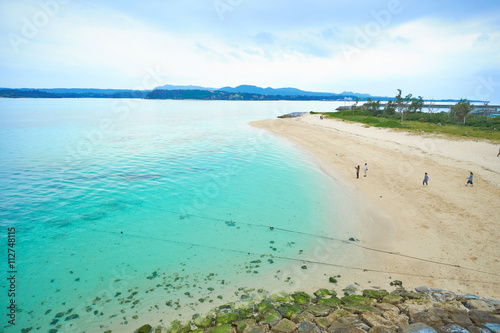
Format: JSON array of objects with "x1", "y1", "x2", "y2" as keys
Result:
[{"x1": 0, "y1": 99, "x2": 361, "y2": 332}]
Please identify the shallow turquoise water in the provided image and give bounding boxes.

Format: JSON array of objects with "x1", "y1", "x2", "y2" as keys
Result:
[{"x1": 0, "y1": 99, "x2": 349, "y2": 332}]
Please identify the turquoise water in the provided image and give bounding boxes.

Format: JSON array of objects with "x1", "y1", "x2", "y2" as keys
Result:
[{"x1": 0, "y1": 99, "x2": 350, "y2": 332}]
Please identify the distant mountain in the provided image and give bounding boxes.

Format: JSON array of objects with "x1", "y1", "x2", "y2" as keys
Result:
[
  {"x1": 155, "y1": 84, "x2": 216, "y2": 91},
  {"x1": 218, "y1": 85, "x2": 346, "y2": 97},
  {"x1": 340, "y1": 91, "x2": 372, "y2": 99}
]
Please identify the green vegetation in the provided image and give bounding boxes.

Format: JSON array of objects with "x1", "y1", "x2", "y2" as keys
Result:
[{"x1": 313, "y1": 89, "x2": 500, "y2": 142}]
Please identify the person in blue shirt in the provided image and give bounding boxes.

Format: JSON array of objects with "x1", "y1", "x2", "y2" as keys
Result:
[
  {"x1": 465, "y1": 172, "x2": 473, "y2": 187},
  {"x1": 423, "y1": 172, "x2": 429, "y2": 186}
]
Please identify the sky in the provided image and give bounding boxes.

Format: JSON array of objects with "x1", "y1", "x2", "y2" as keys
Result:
[{"x1": 1, "y1": 0, "x2": 500, "y2": 101}]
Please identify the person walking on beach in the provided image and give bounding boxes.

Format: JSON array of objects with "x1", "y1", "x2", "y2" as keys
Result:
[
  {"x1": 497, "y1": 148, "x2": 500, "y2": 157},
  {"x1": 364, "y1": 163, "x2": 368, "y2": 177},
  {"x1": 465, "y1": 172, "x2": 473, "y2": 186},
  {"x1": 423, "y1": 172, "x2": 429, "y2": 186},
  {"x1": 355, "y1": 165, "x2": 360, "y2": 179}
]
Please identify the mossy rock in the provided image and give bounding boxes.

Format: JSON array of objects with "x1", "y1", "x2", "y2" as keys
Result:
[
  {"x1": 194, "y1": 316, "x2": 212, "y2": 328},
  {"x1": 362, "y1": 289, "x2": 389, "y2": 299},
  {"x1": 382, "y1": 294, "x2": 403, "y2": 305},
  {"x1": 343, "y1": 303, "x2": 378, "y2": 313},
  {"x1": 234, "y1": 320, "x2": 248, "y2": 333},
  {"x1": 329, "y1": 277, "x2": 338, "y2": 283},
  {"x1": 270, "y1": 293, "x2": 291, "y2": 304},
  {"x1": 207, "y1": 324, "x2": 234, "y2": 333},
  {"x1": 318, "y1": 297, "x2": 341, "y2": 307},
  {"x1": 215, "y1": 312, "x2": 239, "y2": 325},
  {"x1": 291, "y1": 292, "x2": 311, "y2": 305},
  {"x1": 341, "y1": 295, "x2": 371, "y2": 306},
  {"x1": 330, "y1": 309, "x2": 350, "y2": 319},
  {"x1": 313, "y1": 288, "x2": 332, "y2": 298},
  {"x1": 167, "y1": 320, "x2": 190, "y2": 333},
  {"x1": 314, "y1": 317, "x2": 332, "y2": 329},
  {"x1": 258, "y1": 309, "x2": 282, "y2": 326},
  {"x1": 137, "y1": 324, "x2": 152, "y2": 333},
  {"x1": 258, "y1": 301, "x2": 274, "y2": 313},
  {"x1": 278, "y1": 304, "x2": 302, "y2": 319},
  {"x1": 238, "y1": 307, "x2": 254, "y2": 319},
  {"x1": 307, "y1": 304, "x2": 330, "y2": 316}
]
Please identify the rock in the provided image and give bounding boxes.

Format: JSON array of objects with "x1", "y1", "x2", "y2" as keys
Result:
[
  {"x1": 361, "y1": 312, "x2": 397, "y2": 330},
  {"x1": 167, "y1": 320, "x2": 191, "y2": 333},
  {"x1": 328, "y1": 327, "x2": 366, "y2": 333},
  {"x1": 465, "y1": 300, "x2": 497, "y2": 312},
  {"x1": 328, "y1": 309, "x2": 352, "y2": 320},
  {"x1": 239, "y1": 308, "x2": 254, "y2": 319},
  {"x1": 292, "y1": 292, "x2": 312, "y2": 305},
  {"x1": 437, "y1": 301, "x2": 469, "y2": 313},
  {"x1": 342, "y1": 285, "x2": 357, "y2": 296},
  {"x1": 363, "y1": 290, "x2": 389, "y2": 300},
  {"x1": 382, "y1": 310, "x2": 408, "y2": 327},
  {"x1": 343, "y1": 304, "x2": 380, "y2": 315},
  {"x1": 271, "y1": 293, "x2": 292, "y2": 304},
  {"x1": 438, "y1": 324, "x2": 469, "y2": 333},
  {"x1": 244, "y1": 326, "x2": 269, "y2": 333},
  {"x1": 467, "y1": 326, "x2": 491, "y2": 333},
  {"x1": 410, "y1": 311, "x2": 444, "y2": 328},
  {"x1": 291, "y1": 311, "x2": 315, "y2": 324},
  {"x1": 341, "y1": 295, "x2": 372, "y2": 306},
  {"x1": 307, "y1": 305, "x2": 330, "y2": 317},
  {"x1": 235, "y1": 320, "x2": 249, "y2": 333},
  {"x1": 258, "y1": 301, "x2": 274, "y2": 313},
  {"x1": 278, "y1": 305, "x2": 302, "y2": 319},
  {"x1": 297, "y1": 321, "x2": 321, "y2": 333},
  {"x1": 415, "y1": 287, "x2": 430, "y2": 294},
  {"x1": 259, "y1": 310, "x2": 282, "y2": 326},
  {"x1": 194, "y1": 316, "x2": 212, "y2": 328},
  {"x1": 368, "y1": 326, "x2": 397, "y2": 333},
  {"x1": 376, "y1": 303, "x2": 399, "y2": 314},
  {"x1": 314, "y1": 316, "x2": 332, "y2": 329},
  {"x1": 216, "y1": 313, "x2": 239, "y2": 325},
  {"x1": 382, "y1": 295, "x2": 403, "y2": 305},
  {"x1": 468, "y1": 310, "x2": 500, "y2": 325},
  {"x1": 207, "y1": 324, "x2": 235, "y2": 333},
  {"x1": 484, "y1": 323, "x2": 500, "y2": 332},
  {"x1": 314, "y1": 288, "x2": 333, "y2": 298},
  {"x1": 430, "y1": 290, "x2": 457, "y2": 303},
  {"x1": 399, "y1": 323, "x2": 437, "y2": 333},
  {"x1": 271, "y1": 319, "x2": 297, "y2": 333},
  {"x1": 319, "y1": 297, "x2": 342, "y2": 307},
  {"x1": 336, "y1": 315, "x2": 371, "y2": 331},
  {"x1": 448, "y1": 312, "x2": 473, "y2": 328},
  {"x1": 137, "y1": 324, "x2": 152, "y2": 333}
]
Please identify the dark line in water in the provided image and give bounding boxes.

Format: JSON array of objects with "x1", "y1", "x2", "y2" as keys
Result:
[
  {"x1": 141, "y1": 206, "x2": 500, "y2": 278},
  {"x1": 89, "y1": 227, "x2": 500, "y2": 286}
]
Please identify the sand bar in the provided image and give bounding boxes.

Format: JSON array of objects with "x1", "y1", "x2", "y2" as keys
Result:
[{"x1": 251, "y1": 114, "x2": 500, "y2": 299}]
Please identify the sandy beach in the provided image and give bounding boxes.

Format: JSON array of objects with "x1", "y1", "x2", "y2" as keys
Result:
[{"x1": 251, "y1": 114, "x2": 500, "y2": 300}]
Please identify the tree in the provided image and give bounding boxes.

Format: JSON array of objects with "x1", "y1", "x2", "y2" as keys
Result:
[
  {"x1": 427, "y1": 99, "x2": 436, "y2": 115},
  {"x1": 384, "y1": 100, "x2": 396, "y2": 115},
  {"x1": 351, "y1": 97, "x2": 359, "y2": 115},
  {"x1": 396, "y1": 89, "x2": 412, "y2": 126},
  {"x1": 451, "y1": 99, "x2": 474, "y2": 125},
  {"x1": 483, "y1": 102, "x2": 494, "y2": 120}
]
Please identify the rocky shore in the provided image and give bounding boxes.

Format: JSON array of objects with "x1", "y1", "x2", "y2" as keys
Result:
[{"x1": 133, "y1": 284, "x2": 500, "y2": 333}]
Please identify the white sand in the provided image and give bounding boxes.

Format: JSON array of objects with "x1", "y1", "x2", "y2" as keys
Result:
[{"x1": 251, "y1": 114, "x2": 500, "y2": 299}]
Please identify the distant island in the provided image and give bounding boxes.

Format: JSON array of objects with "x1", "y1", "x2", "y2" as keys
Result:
[{"x1": 0, "y1": 85, "x2": 488, "y2": 103}]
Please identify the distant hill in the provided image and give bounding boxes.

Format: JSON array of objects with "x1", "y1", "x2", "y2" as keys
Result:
[
  {"x1": 155, "y1": 84, "x2": 216, "y2": 91},
  {"x1": 0, "y1": 88, "x2": 150, "y2": 98},
  {"x1": 146, "y1": 89, "x2": 358, "y2": 101}
]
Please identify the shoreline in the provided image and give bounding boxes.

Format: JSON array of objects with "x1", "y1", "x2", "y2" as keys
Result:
[{"x1": 250, "y1": 114, "x2": 500, "y2": 300}]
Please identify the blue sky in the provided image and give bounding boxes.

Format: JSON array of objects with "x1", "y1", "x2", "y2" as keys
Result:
[{"x1": 1, "y1": 0, "x2": 499, "y2": 101}]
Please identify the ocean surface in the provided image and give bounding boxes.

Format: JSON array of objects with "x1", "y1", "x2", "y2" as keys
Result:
[{"x1": 0, "y1": 99, "x2": 355, "y2": 332}]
